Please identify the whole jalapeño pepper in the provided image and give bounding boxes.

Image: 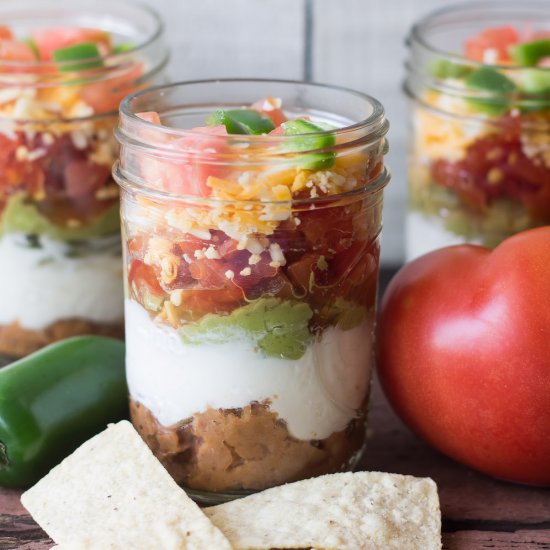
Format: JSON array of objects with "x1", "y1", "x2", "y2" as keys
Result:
[{"x1": 0, "y1": 336, "x2": 127, "y2": 487}]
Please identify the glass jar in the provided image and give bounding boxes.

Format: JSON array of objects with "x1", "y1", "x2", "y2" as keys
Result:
[
  {"x1": 0, "y1": 0, "x2": 168, "y2": 359},
  {"x1": 405, "y1": 2, "x2": 550, "y2": 260},
  {"x1": 114, "y1": 79, "x2": 390, "y2": 503}
]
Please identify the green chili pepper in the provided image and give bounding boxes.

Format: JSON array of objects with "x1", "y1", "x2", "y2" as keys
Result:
[
  {"x1": 0, "y1": 336, "x2": 127, "y2": 488},
  {"x1": 516, "y1": 69, "x2": 550, "y2": 112},
  {"x1": 519, "y1": 68, "x2": 550, "y2": 93},
  {"x1": 207, "y1": 108, "x2": 275, "y2": 135},
  {"x1": 282, "y1": 119, "x2": 336, "y2": 170},
  {"x1": 464, "y1": 67, "x2": 517, "y2": 115},
  {"x1": 52, "y1": 42, "x2": 103, "y2": 72},
  {"x1": 509, "y1": 39, "x2": 550, "y2": 67},
  {"x1": 429, "y1": 58, "x2": 472, "y2": 80},
  {"x1": 113, "y1": 42, "x2": 135, "y2": 54}
]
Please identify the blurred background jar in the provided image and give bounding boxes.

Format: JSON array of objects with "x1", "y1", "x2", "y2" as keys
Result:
[
  {"x1": 115, "y1": 79, "x2": 389, "y2": 503},
  {"x1": 405, "y1": 1, "x2": 550, "y2": 260},
  {"x1": 0, "y1": 0, "x2": 168, "y2": 360}
]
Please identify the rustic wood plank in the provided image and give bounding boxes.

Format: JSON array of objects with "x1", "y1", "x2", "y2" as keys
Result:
[
  {"x1": 443, "y1": 530, "x2": 550, "y2": 549},
  {"x1": 0, "y1": 492, "x2": 25, "y2": 517},
  {"x1": 0, "y1": 515, "x2": 50, "y2": 549}
]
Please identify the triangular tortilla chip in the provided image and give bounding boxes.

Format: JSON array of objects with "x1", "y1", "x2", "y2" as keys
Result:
[
  {"x1": 205, "y1": 471, "x2": 441, "y2": 549},
  {"x1": 22, "y1": 421, "x2": 232, "y2": 550}
]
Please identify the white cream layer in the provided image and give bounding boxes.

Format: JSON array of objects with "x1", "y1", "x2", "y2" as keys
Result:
[
  {"x1": 125, "y1": 299, "x2": 373, "y2": 441},
  {"x1": 0, "y1": 233, "x2": 124, "y2": 329},
  {"x1": 405, "y1": 212, "x2": 483, "y2": 261}
]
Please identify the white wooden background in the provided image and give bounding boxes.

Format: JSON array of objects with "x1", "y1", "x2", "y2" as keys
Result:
[{"x1": 136, "y1": 0, "x2": 481, "y2": 264}]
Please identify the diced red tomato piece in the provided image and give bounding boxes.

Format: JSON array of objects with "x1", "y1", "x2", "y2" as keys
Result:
[
  {"x1": 138, "y1": 125, "x2": 229, "y2": 197},
  {"x1": 251, "y1": 96, "x2": 287, "y2": 126},
  {"x1": 0, "y1": 40, "x2": 36, "y2": 62},
  {"x1": 0, "y1": 27, "x2": 14, "y2": 41},
  {"x1": 137, "y1": 111, "x2": 161, "y2": 125},
  {"x1": 269, "y1": 125, "x2": 285, "y2": 136},
  {"x1": 127, "y1": 235, "x2": 149, "y2": 258},
  {"x1": 298, "y1": 204, "x2": 354, "y2": 254},
  {"x1": 63, "y1": 159, "x2": 110, "y2": 199},
  {"x1": 32, "y1": 27, "x2": 111, "y2": 61},
  {"x1": 189, "y1": 259, "x2": 231, "y2": 289},
  {"x1": 180, "y1": 287, "x2": 243, "y2": 316},
  {"x1": 431, "y1": 122, "x2": 550, "y2": 213},
  {"x1": 128, "y1": 259, "x2": 164, "y2": 297},
  {"x1": 231, "y1": 252, "x2": 278, "y2": 291},
  {"x1": 464, "y1": 26, "x2": 520, "y2": 63},
  {"x1": 80, "y1": 62, "x2": 143, "y2": 114},
  {"x1": 244, "y1": 272, "x2": 294, "y2": 301},
  {"x1": 286, "y1": 252, "x2": 322, "y2": 292},
  {"x1": 216, "y1": 237, "x2": 240, "y2": 257}
]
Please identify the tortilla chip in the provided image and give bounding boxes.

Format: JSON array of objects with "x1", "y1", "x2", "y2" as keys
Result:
[
  {"x1": 21, "y1": 421, "x2": 231, "y2": 550},
  {"x1": 205, "y1": 471, "x2": 441, "y2": 549}
]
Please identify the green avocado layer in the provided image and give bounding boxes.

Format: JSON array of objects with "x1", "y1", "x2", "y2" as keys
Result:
[
  {"x1": 179, "y1": 298, "x2": 314, "y2": 360},
  {"x1": 0, "y1": 194, "x2": 120, "y2": 241}
]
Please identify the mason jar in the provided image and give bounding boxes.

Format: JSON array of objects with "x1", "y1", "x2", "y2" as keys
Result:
[
  {"x1": 405, "y1": 1, "x2": 550, "y2": 260},
  {"x1": 114, "y1": 79, "x2": 390, "y2": 503},
  {"x1": 0, "y1": 0, "x2": 168, "y2": 359}
]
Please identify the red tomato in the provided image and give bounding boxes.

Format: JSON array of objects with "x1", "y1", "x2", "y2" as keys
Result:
[
  {"x1": 136, "y1": 111, "x2": 161, "y2": 125},
  {"x1": 431, "y1": 122, "x2": 550, "y2": 212},
  {"x1": 80, "y1": 62, "x2": 143, "y2": 114},
  {"x1": 0, "y1": 40, "x2": 36, "y2": 62},
  {"x1": 180, "y1": 287, "x2": 243, "y2": 316},
  {"x1": 299, "y1": 204, "x2": 354, "y2": 253},
  {"x1": 376, "y1": 227, "x2": 550, "y2": 486},
  {"x1": 128, "y1": 259, "x2": 164, "y2": 303},
  {"x1": 251, "y1": 96, "x2": 287, "y2": 126},
  {"x1": 464, "y1": 25, "x2": 520, "y2": 63},
  {"x1": 0, "y1": 27, "x2": 13, "y2": 41},
  {"x1": 32, "y1": 27, "x2": 111, "y2": 60},
  {"x1": 189, "y1": 259, "x2": 231, "y2": 289},
  {"x1": 63, "y1": 159, "x2": 110, "y2": 199},
  {"x1": 139, "y1": 125, "x2": 228, "y2": 197}
]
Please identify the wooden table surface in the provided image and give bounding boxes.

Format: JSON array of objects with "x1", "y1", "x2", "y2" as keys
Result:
[{"x1": 0, "y1": 269, "x2": 548, "y2": 549}]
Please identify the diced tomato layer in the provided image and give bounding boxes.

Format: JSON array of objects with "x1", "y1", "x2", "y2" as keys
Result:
[
  {"x1": 128, "y1": 259, "x2": 164, "y2": 297},
  {"x1": 80, "y1": 62, "x2": 143, "y2": 114},
  {"x1": 138, "y1": 124, "x2": 229, "y2": 197},
  {"x1": 0, "y1": 40, "x2": 36, "y2": 62},
  {"x1": 179, "y1": 287, "x2": 243, "y2": 316},
  {"x1": 299, "y1": 204, "x2": 354, "y2": 253},
  {"x1": 0, "y1": 130, "x2": 114, "y2": 224},
  {"x1": 431, "y1": 121, "x2": 550, "y2": 216},
  {"x1": 464, "y1": 25, "x2": 520, "y2": 63},
  {"x1": 0, "y1": 27, "x2": 13, "y2": 41},
  {"x1": 32, "y1": 27, "x2": 111, "y2": 61},
  {"x1": 137, "y1": 112, "x2": 162, "y2": 125}
]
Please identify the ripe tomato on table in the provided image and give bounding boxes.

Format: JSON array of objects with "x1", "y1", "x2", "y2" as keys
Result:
[{"x1": 376, "y1": 227, "x2": 550, "y2": 486}]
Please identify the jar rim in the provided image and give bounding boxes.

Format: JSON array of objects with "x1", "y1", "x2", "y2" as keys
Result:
[
  {"x1": 0, "y1": 0, "x2": 165, "y2": 71},
  {"x1": 118, "y1": 78, "x2": 389, "y2": 147},
  {"x1": 409, "y1": 0, "x2": 550, "y2": 71}
]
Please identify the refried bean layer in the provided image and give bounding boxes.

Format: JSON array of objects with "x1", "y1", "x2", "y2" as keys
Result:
[
  {"x1": 130, "y1": 398, "x2": 367, "y2": 493},
  {"x1": 0, "y1": 319, "x2": 124, "y2": 359}
]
